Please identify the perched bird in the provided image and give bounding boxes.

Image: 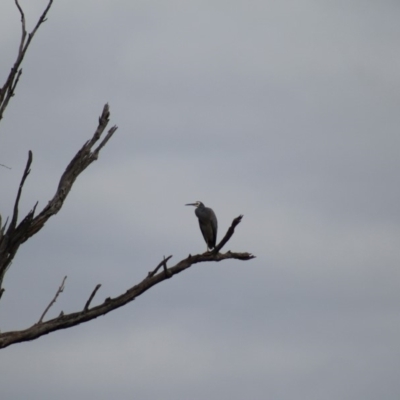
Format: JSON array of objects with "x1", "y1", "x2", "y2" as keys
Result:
[{"x1": 186, "y1": 201, "x2": 218, "y2": 252}]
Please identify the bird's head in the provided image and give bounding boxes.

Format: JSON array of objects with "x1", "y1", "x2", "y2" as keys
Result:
[{"x1": 185, "y1": 201, "x2": 204, "y2": 208}]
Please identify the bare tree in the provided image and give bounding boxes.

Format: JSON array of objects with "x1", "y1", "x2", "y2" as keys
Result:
[{"x1": 0, "y1": 0, "x2": 254, "y2": 349}]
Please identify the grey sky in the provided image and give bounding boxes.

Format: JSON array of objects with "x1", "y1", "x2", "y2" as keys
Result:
[{"x1": 1, "y1": 0, "x2": 399, "y2": 399}]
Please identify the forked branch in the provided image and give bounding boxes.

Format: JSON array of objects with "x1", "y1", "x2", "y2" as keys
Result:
[
  {"x1": 0, "y1": 0, "x2": 55, "y2": 121},
  {"x1": 0, "y1": 218, "x2": 254, "y2": 349},
  {"x1": 0, "y1": 104, "x2": 117, "y2": 296}
]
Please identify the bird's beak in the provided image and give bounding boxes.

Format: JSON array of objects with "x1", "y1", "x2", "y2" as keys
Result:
[{"x1": 185, "y1": 203, "x2": 196, "y2": 206}]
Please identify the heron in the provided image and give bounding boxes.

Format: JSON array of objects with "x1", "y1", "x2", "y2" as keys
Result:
[{"x1": 186, "y1": 201, "x2": 218, "y2": 252}]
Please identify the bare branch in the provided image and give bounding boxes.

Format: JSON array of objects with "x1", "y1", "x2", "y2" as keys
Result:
[
  {"x1": 162, "y1": 256, "x2": 172, "y2": 277},
  {"x1": 0, "y1": 163, "x2": 12, "y2": 170},
  {"x1": 8, "y1": 150, "x2": 32, "y2": 234},
  {"x1": 83, "y1": 284, "x2": 101, "y2": 312},
  {"x1": 0, "y1": 218, "x2": 254, "y2": 349},
  {"x1": 27, "y1": 105, "x2": 117, "y2": 235},
  {"x1": 10, "y1": 68, "x2": 23, "y2": 95},
  {"x1": 0, "y1": 104, "x2": 117, "y2": 295},
  {"x1": 38, "y1": 276, "x2": 67, "y2": 324},
  {"x1": 28, "y1": 0, "x2": 54, "y2": 38},
  {"x1": 92, "y1": 126, "x2": 117, "y2": 158},
  {"x1": 213, "y1": 215, "x2": 244, "y2": 254},
  {"x1": 15, "y1": 0, "x2": 27, "y2": 55},
  {"x1": 148, "y1": 255, "x2": 173, "y2": 278},
  {"x1": 0, "y1": 0, "x2": 55, "y2": 121}
]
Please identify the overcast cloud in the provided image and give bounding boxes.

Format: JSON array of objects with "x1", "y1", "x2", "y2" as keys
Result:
[{"x1": 0, "y1": 1, "x2": 399, "y2": 399}]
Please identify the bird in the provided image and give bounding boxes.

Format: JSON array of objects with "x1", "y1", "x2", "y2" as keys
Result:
[{"x1": 186, "y1": 201, "x2": 218, "y2": 252}]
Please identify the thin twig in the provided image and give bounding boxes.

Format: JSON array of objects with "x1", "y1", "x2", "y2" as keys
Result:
[
  {"x1": 29, "y1": 0, "x2": 54, "y2": 37},
  {"x1": 0, "y1": 163, "x2": 11, "y2": 170},
  {"x1": 148, "y1": 255, "x2": 173, "y2": 278},
  {"x1": 8, "y1": 151, "x2": 32, "y2": 233},
  {"x1": 0, "y1": 0, "x2": 54, "y2": 121},
  {"x1": 162, "y1": 256, "x2": 172, "y2": 278},
  {"x1": 83, "y1": 284, "x2": 101, "y2": 312},
  {"x1": 38, "y1": 276, "x2": 67, "y2": 323},
  {"x1": 14, "y1": 0, "x2": 27, "y2": 55}
]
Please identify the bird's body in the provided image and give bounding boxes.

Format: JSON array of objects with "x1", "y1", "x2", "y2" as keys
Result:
[{"x1": 186, "y1": 201, "x2": 218, "y2": 251}]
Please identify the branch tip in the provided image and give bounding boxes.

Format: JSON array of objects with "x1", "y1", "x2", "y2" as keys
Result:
[
  {"x1": 8, "y1": 150, "x2": 33, "y2": 233},
  {"x1": 83, "y1": 284, "x2": 101, "y2": 312},
  {"x1": 213, "y1": 214, "x2": 244, "y2": 254},
  {"x1": 148, "y1": 255, "x2": 173, "y2": 278},
  {"x1": 38, "y1": 276, "x2": 67, "y2": 323}
]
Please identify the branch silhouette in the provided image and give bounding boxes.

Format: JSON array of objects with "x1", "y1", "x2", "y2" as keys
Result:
[
  {"x1": 38, "y1": 276, "x2": 67, "y2": 324},
  {"x1": 0, "y1": 0, "x2": 255, "y2": 349},
  {"x1": 0, "y1": 104, "x2": 117, "y2": 294},
  {"x1": 0, "y1": 217, "x2": 254, "y2": 349},
  {"x1": 0, "y1": 0, "x2": 54, "y2": 122}
]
